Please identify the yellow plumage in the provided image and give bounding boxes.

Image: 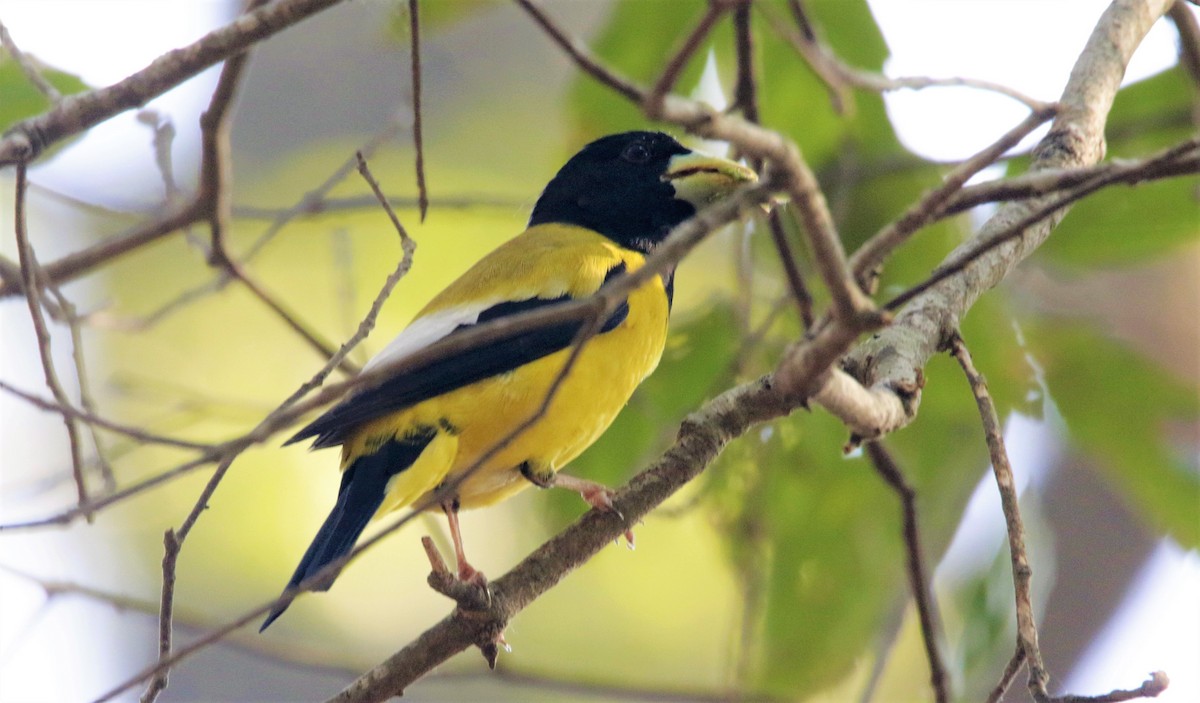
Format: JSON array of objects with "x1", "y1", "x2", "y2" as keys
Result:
[
  {"x1": 261, "y1": 131, "x2": 755, "y2": 631},
  {"x1": 346, "y1": 224, "x2": 669, "y2": 512}
]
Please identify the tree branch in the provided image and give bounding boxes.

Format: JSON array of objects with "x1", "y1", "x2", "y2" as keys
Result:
[
  {"x1": 0, "y1": 19, "x2": 62, "y2": 102},
  {"x1": 849, "y1": 104, "x2": 1059, "y2": 285},
  {"x1": 763, "y1": 0, "x2": 1052, "y2": 112},
  {"x1": 0, "y1": 0, "x2": 350, "y2": 166},
  {"x1": 13, "y1": 162, "x2": 90, "y2": 514},
  {"x1": 407, "y1": 0, "x2": 429, "y2": 221},
  {"x1": 328, "y1": 377, "x2": 795, "y2": 702},
  {"x1": 843, "y1": 0, "x2": 1177, "y2": 434},
  {"x1": 865, "y1": 442, "x2": 949, "y2": 703},
  {"x1": 949, "y1": 333, "x2": 1049, "y2": 698}
]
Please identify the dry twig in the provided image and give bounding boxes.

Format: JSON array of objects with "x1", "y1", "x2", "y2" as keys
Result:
[
  {"x1": 407, "y1": 0, "x2": 429, "y2": 221},
  {"x1": 950, "y1": 333, "x2": 1169, "y2": 703},
  {"x1": 766, "y1": 0, "x2": 1051, "y2": 113},
  {"x1": 13, "y1": 163, "x2": 89, "y2": 514},
  {"x1": 865, "y1": 442, "x2": 949, "y2": 703},
  {"x1": 0, "y1": 19, "x2": 62, "y2": 101},
  {"x1": 949, "y1": 333, "x2": 1048, "y2": 699},
  {"x1": 0, "y1": 0, "x2": 351, "y2": 166},
  {"x1": 849, "y1": 104, "x2": 1059, "y2": 285}
]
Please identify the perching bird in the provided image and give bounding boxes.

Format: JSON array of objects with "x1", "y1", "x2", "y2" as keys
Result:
[{"x1": 261, "y1": 131, "x2": 756, "y2": 631}]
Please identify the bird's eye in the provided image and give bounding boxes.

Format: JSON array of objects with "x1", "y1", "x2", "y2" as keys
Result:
[{"x1": 621, "y1": 141, "x2": 651, "y2": 164}]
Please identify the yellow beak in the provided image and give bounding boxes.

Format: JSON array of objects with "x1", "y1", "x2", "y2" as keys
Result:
[{"x1": 663, "y1": 151, "x2": 758, "y2": 207}]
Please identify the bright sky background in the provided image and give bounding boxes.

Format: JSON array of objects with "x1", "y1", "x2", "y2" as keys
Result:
[{"x1": 0, "y1": 1, "x2": 1195, "y2": 701}]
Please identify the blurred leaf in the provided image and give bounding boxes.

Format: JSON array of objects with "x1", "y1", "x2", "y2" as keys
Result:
[
  {"x1": 565, "y1": 3, "x2": 1047, "y2": 697},
  {"x1": 699, "y1": 329, "x2": 1009, "y2": 697},
  {"x1": 1106, "y1": 67, "x2": 1195, "y2": 156},
  {"x1": 754, "y1": 0, "x2": 893, "y2": 166},
  {"x1": 388, "y1": 0, "x2": 498, "y2": 37},
  {"x1": 939, "y1": 490, "x2": 1057, "y2": 702},
  {"x1": 0, "y1": 52, "x2": 88, "y2": 132},
  {"x1": 1026, "y1": 321, "x2": 1200, "y2": 547},
  {"x1": 568, "y1": 0, "x2": 709, "y2": 138},
  {"x1": 567, "y1": 0, "x2": 894, "y2": 165},
  {"x1": 753, "y1": 410, "x2": 895, "y2": 696},
  {"x1": 1035, "y1": 67, "x2": 1199, "y2": 267}
]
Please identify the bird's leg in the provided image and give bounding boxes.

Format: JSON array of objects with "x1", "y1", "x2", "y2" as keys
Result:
[
  {"x1": 437, "y1": 503, "x2": 506, "y2": 657},
  {"x1": 442, "y1": 501, "x2": 487, "y2": 586},
  {"x1": 552, "y1": 473, "x2": 636, "y2": 549}
]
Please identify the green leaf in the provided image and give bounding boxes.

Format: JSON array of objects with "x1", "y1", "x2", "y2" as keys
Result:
[
  {"x1": 1106, "y1": 67, "x2": 1195, "y2": 156},
  {"x1": 755, "y1": 0, "x2": 894, "y2": 166},
  {"x1": 568, "y1": 0, "x2": 710, "y2": 138},
  {"x1": 388, "y1": 0, "x2": 498, "y2": 37},
  {"x1": 1035, "y1": 67, "x2": 1199, "y2": 267},
  {"x1": 1027, "y1": 321, "x2": 1200, "y2": 547},
  {"x1": 752, "y1": 411, "x2": 897, "y2": 695},
  {"x1": 0, "y1": 52, "x2": 89, "y2": 133}
]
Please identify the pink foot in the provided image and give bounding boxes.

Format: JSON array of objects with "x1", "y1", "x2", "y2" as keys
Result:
[
  {"x1": 554, "y1": 474, "x2": 637, "y2": 548},
  {"x1": 457, "y1": 561, "x2": 489, "y2": 588}
]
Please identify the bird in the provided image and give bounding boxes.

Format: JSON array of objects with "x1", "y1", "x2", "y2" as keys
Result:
[{"x1": 260, "y1": 131, "x2": 756, "y2": 631}]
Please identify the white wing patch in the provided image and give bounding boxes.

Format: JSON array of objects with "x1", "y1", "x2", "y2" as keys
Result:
[{"x1": 361, "y1": 303, "x2": 495, "y2": 374}]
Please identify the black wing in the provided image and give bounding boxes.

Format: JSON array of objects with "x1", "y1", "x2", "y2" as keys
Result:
[{"x1": 287, "y1": 263, "x2": 632, "y2": 449}]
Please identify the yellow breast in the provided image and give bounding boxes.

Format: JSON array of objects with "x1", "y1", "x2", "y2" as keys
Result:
[{"x1": 344, "y1": 225, "x2": 670, "y2": 513}]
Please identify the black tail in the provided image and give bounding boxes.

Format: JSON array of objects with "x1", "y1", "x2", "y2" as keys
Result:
[{"x1": 260, "y1": 430, "x2": 436, "y2": 631}]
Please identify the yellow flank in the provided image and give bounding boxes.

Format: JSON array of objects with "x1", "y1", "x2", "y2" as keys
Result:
[{"x1": 340, "y1": 223, "x2": 670, "y2": 512}]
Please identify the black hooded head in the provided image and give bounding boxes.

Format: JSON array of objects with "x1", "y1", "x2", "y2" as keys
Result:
[{"x1": 528, "y1": 131, "x2": 697, "y2": 254}]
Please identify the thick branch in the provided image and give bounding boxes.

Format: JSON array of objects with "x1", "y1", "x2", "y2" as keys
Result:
[
  {"x1": 329, "y1": 378, "x2": 794, "y2": 702},
  {"x1": 843, "y1": 0, "x2": 1176, "y2": 428}
]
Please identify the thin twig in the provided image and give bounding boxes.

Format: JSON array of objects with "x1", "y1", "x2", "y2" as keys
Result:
[
  {"x1": 356, "y1": 152, "x2": 416, "y2": 250},
  {"x1": 765, "y1": 207, "x2": 814, "y2": 329},
  {"x1": 987, "y1": 645, "x2": 1028, "y2": 703},
  {"x1": 949, "y1": 333, "x2": 1048, "y2": 699},
  {"x1": 408, "y1": 0, "x2": 428, "y2": 221},
  {"x1": 644, "y1": 1, "x2": 728, "y2": 109},
  {"x1": 885, "y1": 138, "x2": 1200, "y2": 312},
  {"x1": 0, "y1": 19, "x2": 62, "y2": 101},
  {"x1": 0, "y1": 200, "x2": 202, "y2": 298},
  {"x1": 140, "y1": 5, "x2": 270, "y2": 697},
  {"x1": 513, "y1": 0, "x2": 645, "y2": 103},
  {"x1": 1170, "y1": 1, "x2": 1200, "y2": 88},
  {"x1": 0, "y1": 0, "x2": 351, "y2": 166},
  {"x1": 778, "y1": 0, "x2": 851, "y2": 113},
  {"x1": 766, "y1": 0, "x2": 1050, "y2": 112},
  {"x1": 13, "y1": 162, "x2": 90, "y2": 515},
  {"x1": 41, "y1": 283, "x2": 117, "y2": 490},
  {"x1": 1053, "y1": 672, "x2": 1169, "y2": 703},
  {"x1": 0, "y1": 380, "x2": 213, "y2": 451},
  {"x1": 865, "y1": 442, "x2": 949, "y2": 703},
  {"x1": 939, "y1": 139, "x2": 1199, "y2": 217},
  {"x1": 106, "y1": 122, "x2": 406, "y2": 331},
  {"x1": 730, "y1": 0, "x2": 760, "y2": 124},
  {"x1": 849, "y1": 104, "x2": 1059, "y2": 284}
]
